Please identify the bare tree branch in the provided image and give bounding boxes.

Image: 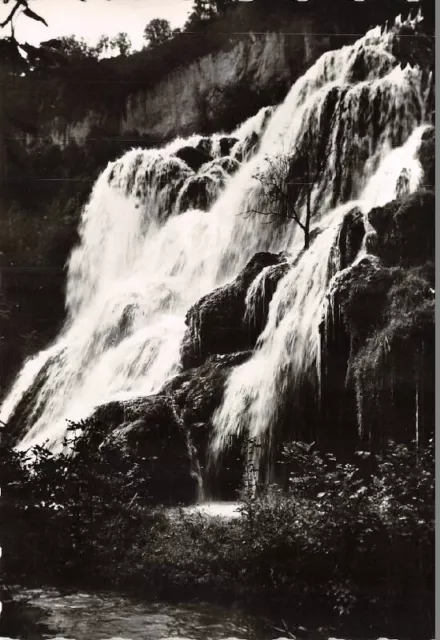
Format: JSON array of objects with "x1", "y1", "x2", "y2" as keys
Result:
[
  {"x1": 0, "y1": 0, "x2": 23, "y2": 28},
  {"x1": 22, "y1": 6, "x2": 48, "y2": 26},
  {"x1": 0, "y1": 0, "x2": 61, "y2": 30},
  {"x1": 247, "y1": 132, "x2": 330, "y2": 249}
]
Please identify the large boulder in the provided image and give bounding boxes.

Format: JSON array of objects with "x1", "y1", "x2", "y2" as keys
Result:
[
  {"x1": 175, "y1": 145, "x2": 212, "y2": 172},
  {"x1": 367, "y1": 190, "x2": 434, "y2": 267},
  {"x1": 331, "y1": 206, "x2": 365, "y2": 272},
  {"x1": 181, "y1": 252, "x2": 286, "y2": 369},
  {"x1": 94, "y1": 395, "x2": 197, "y2": 505},
  {"x1": 91, "y1": 351, "x2": 252, "y2": 504}
]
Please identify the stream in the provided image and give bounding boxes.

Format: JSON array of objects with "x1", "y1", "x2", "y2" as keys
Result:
[{"x1": 0, "y1": 587, "x2": 316, "y2": 640}]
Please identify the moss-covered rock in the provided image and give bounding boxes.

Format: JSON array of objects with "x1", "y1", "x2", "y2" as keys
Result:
[
  {"x1": 330, "y1": 205, "x2": 365, "y2": 273},
  {"x1": 351, "y1": 263, "x2": 434, "y2": 450},
  {"x1": 176, "y1": 175, "x2": 215, "y2": 212},
  {"x1": 90, "y1": 351, "x2": 251, "y2": 503},
  {"x1": 417, "y1": 126, "x2": 435, "y2": 189},
  {"x1": 367, "y1": 190, "x2": 434, "y2": 267},
  {"x1": 94, "y1": 395, "x2": 197, "y2": 505},
  {"x1": 321, "y1": 250, "x2": 434, "y2": 453},
  {"x1": 244, "y1": 261, "x2": 290, "y2": 337},
  {"x1": 320, "y1": 257, "x2": 385, "y2": 453},
  {"x1": 161, "y1": 352, "x2": 250, "y2": 499},
  {"x1": 181, "y1": 252, "x2": 286, "y2": 368}
]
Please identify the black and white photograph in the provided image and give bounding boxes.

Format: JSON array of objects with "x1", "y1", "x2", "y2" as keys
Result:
[{"x1": 0, "y1": 0, "x2": 435, "y2": 638}]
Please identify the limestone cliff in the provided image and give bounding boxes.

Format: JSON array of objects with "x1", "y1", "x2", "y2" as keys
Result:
[
  {"x1": 122, "y1": 33, "x2": 293, "y2": 140},
  {"x1": 40, "y1": 30, "x2": 330, "y2": 148}
]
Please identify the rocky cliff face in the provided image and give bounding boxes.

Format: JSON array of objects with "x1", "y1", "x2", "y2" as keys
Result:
[
  {"x1": 122, "y1": 33, "x2": 293, "y2": 141},
  {"x1": 39, "y1": 29, "x2": 328, "y2": 148}
]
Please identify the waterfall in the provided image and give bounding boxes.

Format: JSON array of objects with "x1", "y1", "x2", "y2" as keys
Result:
[
  {"x1": 0, "y1": 13, "x2": 431, "y2": 453},
  {"x1": 210, "y1": 204, "x2": 354, "y2": 461},
  {"x1": 210, "y1": 127, "x2": 427, "y2": 465}
]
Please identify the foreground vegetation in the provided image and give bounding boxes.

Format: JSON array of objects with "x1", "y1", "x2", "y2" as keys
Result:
[{"x1": 0, "y1": 421, "x2": 434, "y2": 638}]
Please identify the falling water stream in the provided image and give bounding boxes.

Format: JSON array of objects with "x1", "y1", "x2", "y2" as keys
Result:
[{"x1": 0, "y1": 14, "x2": 430, "y2": 465}]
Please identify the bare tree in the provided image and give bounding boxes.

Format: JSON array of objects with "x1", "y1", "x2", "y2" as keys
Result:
[{"x1": 250, "y1": 131, "x2": 329, "y2": 250}]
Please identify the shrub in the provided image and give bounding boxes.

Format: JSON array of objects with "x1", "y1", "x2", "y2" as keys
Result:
[{"x1": 0, "y1": 419, "x2": 157, "y2": 583}]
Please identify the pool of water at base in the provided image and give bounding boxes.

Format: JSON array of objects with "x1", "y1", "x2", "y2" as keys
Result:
[
  {"x1": 0, "y1": 587, "x2": 416, "y2": 640},
  {"x1": 0, "y1": 587, "x2": 310, "y2": 640}
]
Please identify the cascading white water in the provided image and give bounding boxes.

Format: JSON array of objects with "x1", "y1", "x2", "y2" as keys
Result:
[
  {"x1": 0, "y1": 13, "x2": 431, "y2": 453},
  {"x1": 0, "y1": 118, "x2": 294, "y2": 450},
  {"x1": 210, "y1": 127, "x2": 427, "y2": 462}
]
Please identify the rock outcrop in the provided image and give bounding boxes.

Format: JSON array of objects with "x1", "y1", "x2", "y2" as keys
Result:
[
  {"x1": 94, "y1": 394, "x2": 198, "y2": 505},
  {"x1": 367, "y1": 190, "x2": 434, "y2": 267},
  {"x1": 175, "y1": 146, "x2": 213, "y2": 172},
  {"x1": 121, "y1": 33, "x2": 292, "y2": 143},
  {"x1": 90, "y1": 352, "x2": 251, "y2": 504},
  {"x1": 320, "y1": 190, "x2": 435, "y2": 454},
  {"x1": 62, "y1": 250, "x2": 295, "y2": 504},
  {"x1": 181, "y1": 252, "x2": 287, "y2": 369},
  {"x1": 417, "y1": 126, "x2": 435, "y2": 188},
  {"x1": 31, "y1": 17, "x2": 347, "y2": 151},
  {"x1": 331, "y1": 206, "x2": 366, "y2": 272}
]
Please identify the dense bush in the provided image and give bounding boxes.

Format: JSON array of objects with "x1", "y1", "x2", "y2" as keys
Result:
[
  {"x1": 0, "y1": 426, "x2": 434, "y2": 637},
  {"x1": 142, "y1": 441, "x2": 434, "y2": 623},
  {"x1": 0, "y1": 420, "x2": 159, "y2": 584}
]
